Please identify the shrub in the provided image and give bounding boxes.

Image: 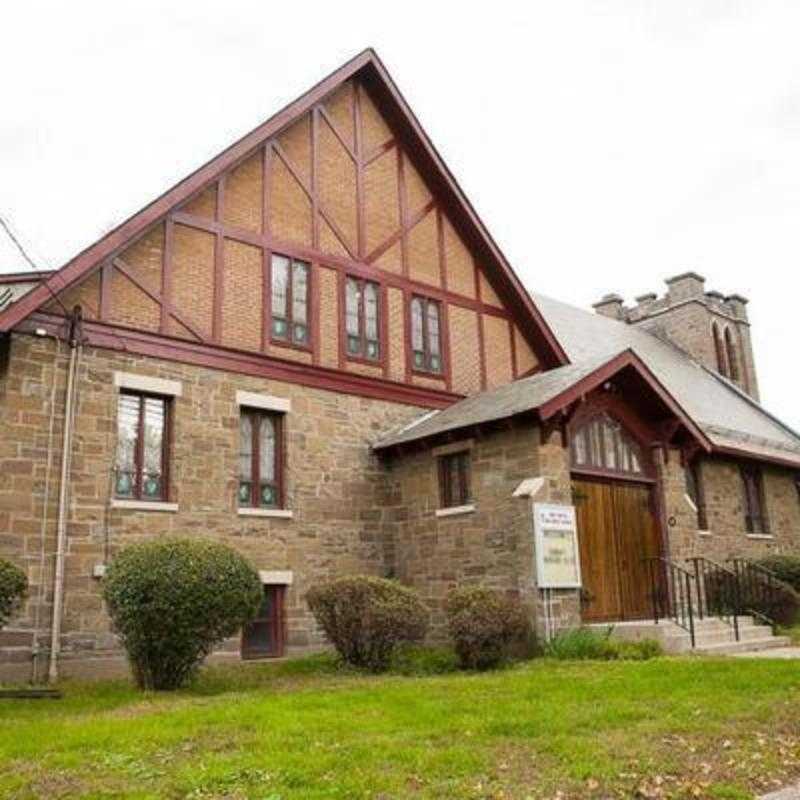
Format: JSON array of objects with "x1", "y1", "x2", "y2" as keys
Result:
[
  {"x1": 614, "y1": 638, "x2": 664, "y2": 661},
  {"x1": 306, "y1": 576, "x2": 429, "y2": 672},
  {"x1": 756, "y1": 555, "x2": 800, "y2": 593},
  {"x1": 390, "y1": 645, "x2": 459, "y2": 676},
  {"x1": 545, "y1": 627, "x2": 662, "y2": 661},
  {"x1": 545, "y1": 627, "x2": 618, "y2": 660},
  {"x1": 707, "y1": 565, "x2": 800, "y2": 627},
  {"x1": 743, "y1": 580, "x2": 800, "y2": 627},
  {"x1": 444, "y1": 586, "x2": 531, "y2": 670},
  {"x1": 103, "y1": 538, "x2": 262, "y2": 690},
  {"x1": 0, "y1": 558, "x2": 27, "y2": 630}
]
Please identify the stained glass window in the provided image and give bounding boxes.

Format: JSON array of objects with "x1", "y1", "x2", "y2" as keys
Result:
[
  {"x1": 271, "y1": 254, "x2": 309, "y2": 346},
  {"x1": 239, "y1": 409, "x2": 282, "y2": 509},
  {"x1": 115, "y1": 392, "x2": 168, "y2": 500},
  {"x1": 740, "y1": 465, "x2": 768, "y2": 534},
  {"x1": 685, "y1": 461, "x2": 708, "y2": 530},
  {"x1": 345, "y1": 276, "x2": 380, "y2": 360},
  {"x1": 411, "y1": 296, "x2": 442, "y2": 374},
  {"x1": 569, "y1": 413, "x2": 645, "y2": 477}
]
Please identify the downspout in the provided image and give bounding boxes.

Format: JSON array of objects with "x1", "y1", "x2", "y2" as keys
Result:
[
  {"x1": 48, "y1": 307, "x2": 82, "y2": 683},
  {"x1": 30, "y1": 330, "x2": 61, "y2": 685}
]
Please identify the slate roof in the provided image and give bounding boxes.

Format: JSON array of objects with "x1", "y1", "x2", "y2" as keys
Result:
[
  {"x1": 374, "y1": 354, "x2": 614, "y2": 449},
  {"x1": 375, "y1": 293, "x2": 800, "y2": 468}
]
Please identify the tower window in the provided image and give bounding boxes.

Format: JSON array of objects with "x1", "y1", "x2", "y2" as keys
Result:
[
  {"x1": 724, "y1": 327, "x2": 740, "y2": 383},
  {"x1": 712, "y1": 323, "x2": 728, "y2": 378}
]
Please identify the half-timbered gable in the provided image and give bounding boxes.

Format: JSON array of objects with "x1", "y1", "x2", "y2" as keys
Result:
[{"x1": 33, "y1": 53, "x2": 564, "y2": 406}]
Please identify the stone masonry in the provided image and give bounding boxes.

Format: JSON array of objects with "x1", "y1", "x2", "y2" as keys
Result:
[
  {"x1": 1, "y1": 327, "x2": 798, "y2": 680},
  {"x1": 0, "y1": 331, "x2": 425, "y2": 679},
  {"x1": 384, "y1": 422, "x2": 580, "y2": 639}
]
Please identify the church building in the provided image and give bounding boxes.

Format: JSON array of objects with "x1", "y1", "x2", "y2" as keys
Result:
[{"x1": 1, "y1": 50, "x2": 798, "y2": 680}]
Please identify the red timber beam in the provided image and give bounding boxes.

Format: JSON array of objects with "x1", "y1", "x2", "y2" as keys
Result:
[
  {"x1": 167, "y1": 210, "x2": 515, "y2": 322},
  {"x1": 19, "y1": 311, "x2": 462, "y2": 410}
]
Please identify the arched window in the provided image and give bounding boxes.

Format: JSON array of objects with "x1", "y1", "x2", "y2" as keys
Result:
[
  {"x1": 570, "y1": 413, "x2": 647, "y2": 477},
  {"x1": 712, "y1": 322, "x2": 728, "y2": 377},
  {"x1": 724, "y1": 327, "x2": 740, "y2": 383}
]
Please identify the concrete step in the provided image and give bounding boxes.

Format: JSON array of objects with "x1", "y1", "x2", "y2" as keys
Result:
[
  {"x1": 693, "y1": 636, "x2": 792, "y2": 656},
  {"x1": 597, "y1": 618, "x2": 785, "y2": 654}
]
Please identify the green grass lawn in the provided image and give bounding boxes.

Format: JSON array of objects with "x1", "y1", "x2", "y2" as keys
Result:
[{"x1": 1, "y1": 654, "x2": 799, "y2": 799}]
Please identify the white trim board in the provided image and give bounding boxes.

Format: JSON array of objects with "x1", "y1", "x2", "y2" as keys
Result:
[
  {"x1": 236, "y1": 391, "x2": 291, "y2": 413},
  {"x1": 113, "y1": 371, "x2": 182, "y2": 397}
]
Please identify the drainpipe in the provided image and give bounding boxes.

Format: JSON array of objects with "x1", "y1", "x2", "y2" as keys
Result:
[{"x1": 48, "y1": 307, "x2": 82, "y2": 684}]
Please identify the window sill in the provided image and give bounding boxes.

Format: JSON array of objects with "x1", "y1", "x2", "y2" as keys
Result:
[
  {"x1": 238, "y1": 508, "x2": 294, "y2": 519},
  {"x1": 110, "y1": 499, "x2": 178, "y2": 512},
  {"x1": 745, "y1": 533, "x2": 773, "y2": 540},
  {"x1": 411, "y1": 368, "x2": 445, "y2": 381},
  {"x1": 697, "y1": 529, "x2": 712, "y2": 537},
  {"x1": 346, "y1": 354, "x2": 383, "y2": 369},
  {"x1": 435, "y1": 504, "x2": 476, "y2": 518},
  {"x1": 270, "y1": 338, "x2": 312, "y2": 356}
]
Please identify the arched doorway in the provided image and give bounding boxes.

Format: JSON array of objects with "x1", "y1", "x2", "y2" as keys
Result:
[{"x1": 569, "y1": 409, "x2": 663, "y2": 622}]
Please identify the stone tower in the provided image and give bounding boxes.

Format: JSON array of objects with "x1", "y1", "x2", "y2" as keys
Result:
[{"x1": 593, "y1": 271, "x2": 759, "y2": 400}]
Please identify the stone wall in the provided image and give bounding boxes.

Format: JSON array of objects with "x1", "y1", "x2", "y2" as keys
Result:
[
  {"x1": 384, "y1": 422, "x2": 580, "y2": 639},
  {"x1": 661, "y1": 448, "x2": 800, "y2": 562},
  {"x1": 0, "y1": 331, "x2": 425, "y2": 678}
]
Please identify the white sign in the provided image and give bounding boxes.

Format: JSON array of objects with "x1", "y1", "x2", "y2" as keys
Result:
[{"x1": 533, "y1": 503, "x2": 582, "y2": 589}]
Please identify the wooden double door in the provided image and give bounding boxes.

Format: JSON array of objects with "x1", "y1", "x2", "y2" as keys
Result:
[{"x1": 573, "y1": 478, "x2": 662, "y2": 622}]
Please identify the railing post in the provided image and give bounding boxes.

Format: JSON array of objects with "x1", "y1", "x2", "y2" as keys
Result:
[
  {"x1": 649, "y1": 559, "x2": 659, "y2": 624},
  {"x1": 689, "y1": 558, "x2": 704, "y2": 619},
  {"x1": 685, "y1": 571, "x2": 696, "y2": 649}
]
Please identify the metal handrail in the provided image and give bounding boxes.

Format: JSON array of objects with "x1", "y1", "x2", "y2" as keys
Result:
[
  {"x1": 688, "y1": 557, "x2": 740, "y2": 641},
  {"x1": 728, "y1": 558, "x2": 780, "y2": 633},
  {"x1": 644, "y1": 556, "x2": 697, "y2": 648}
]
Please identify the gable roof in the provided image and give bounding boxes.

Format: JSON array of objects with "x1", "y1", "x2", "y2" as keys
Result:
[
  {"x1": 533, "y1": 293, "x2": 800, "y2": 466},
  {"x1": 0, "y1": 49, "x2": 567, "y2": 369},
  {"x1": 374, "y1": 348, "x2": 711, "y2": 451},
  {"x1": 375, "y1": 293, "x2": 800, "y2": 469}
]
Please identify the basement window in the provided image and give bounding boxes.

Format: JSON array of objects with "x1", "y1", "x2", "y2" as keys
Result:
[{"x1": 241, "y1": 585, "x2": 286, "y2": 659}]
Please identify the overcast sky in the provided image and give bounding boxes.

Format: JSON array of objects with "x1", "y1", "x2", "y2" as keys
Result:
[{"x1": 2, "y1": 1, "x2": 799, "y2": 429}]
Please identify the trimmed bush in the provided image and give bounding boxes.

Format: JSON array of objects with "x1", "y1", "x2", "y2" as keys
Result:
[
  {"x1": 306, "y1": 576, "x2": 429, "y2": 672},
  {"x1": 103, "y1": 538, "x2": 262, "y2": 690},
  {"x1": 545, "y1": 627, "x2": 662, "y2": 661},
  {"x1": 756, "y1": 555, "x2": 800, "y2": 593},
  {"x1": 0, "y1": 558, "x2": 27, "y2": 630},
  {"x1": 444, "y1": 586, "x2": 531, "y2": 670}
]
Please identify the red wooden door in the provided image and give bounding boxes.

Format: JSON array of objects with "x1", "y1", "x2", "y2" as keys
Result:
[{"x1": 573, "y1": 479, "x2": 661, "y2": 622}]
